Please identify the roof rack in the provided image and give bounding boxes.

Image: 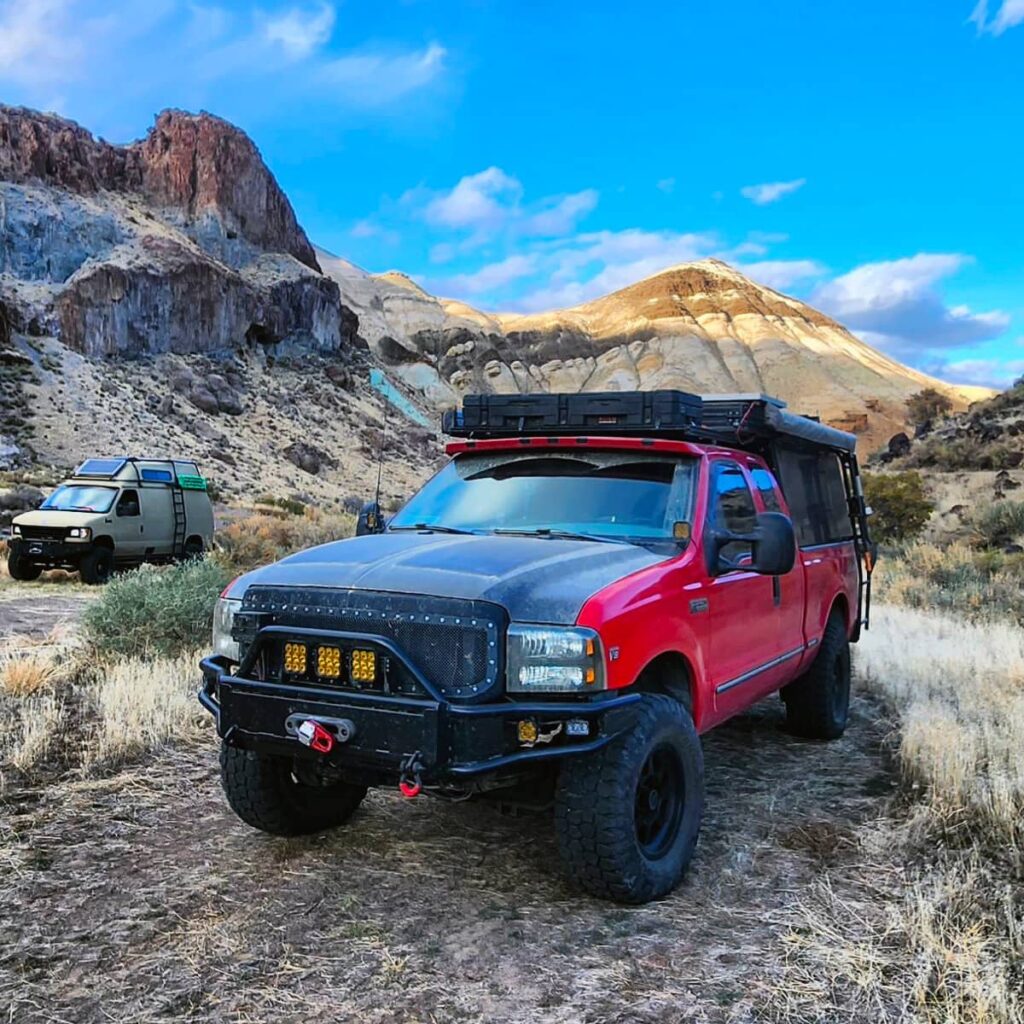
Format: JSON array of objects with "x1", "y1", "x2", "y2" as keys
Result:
[{"x1": 443, "y1": 391, "x2": 856, "y2": 454}]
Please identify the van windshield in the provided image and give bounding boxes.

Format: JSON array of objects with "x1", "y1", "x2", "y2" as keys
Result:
[
  {"x1": 390, "y1": 451, "x2": 697, "y2": 541},
  {"x1": 41, "y1": 485, "x2": 118, "y2": 513}
]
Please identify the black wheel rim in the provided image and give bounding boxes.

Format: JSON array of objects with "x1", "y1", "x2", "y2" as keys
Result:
[{"x1": 634, "y1": 743, "x2": 685, "y2": 859}]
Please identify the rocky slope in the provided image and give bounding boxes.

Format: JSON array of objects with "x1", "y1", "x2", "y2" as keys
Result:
[{"x1": 325, "y1": 257, "x2": 986, "y2": 452}]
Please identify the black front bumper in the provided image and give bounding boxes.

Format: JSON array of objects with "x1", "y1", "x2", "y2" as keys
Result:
[
  {"x1": 9, "y1": 537, "x2": 84, "y2": 565},
  {"x1": 198, "y1": 626, "x2": 640, "y2": 785}
]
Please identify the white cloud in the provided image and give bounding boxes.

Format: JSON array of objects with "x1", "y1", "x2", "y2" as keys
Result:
[
  {"x1": 739, "y1": 259, "x2": 828, "y2": 290},
  {"x1": 740, "y1": 178, "x2": 807, "y2": 205},
  {"x1": 928, "y1": 357, "x2": 1024, "y2": 389},
  {"x1": 425, "y1": 167, "x2": 523, "y2": 230},
  {"x1": 812, "y1": 253, "x2": 1010, "y2": 355},
  {"x1": 970, "y1": 0, "x2": 1024, "y2": 34},
  {"x1": 522, "y1": 190, "x2": 599, "y2": 236},
  {"x1": 318, "y1": 42, "x2": 447, "y2": 104},
  {"x1": 439, "y1": 255, "x2": 539, "y2": 296},
  {"x1": 0, "y1": 0, "x2": 97, "y2": 86},
  {"x1": 263, "y1": 2, "x2": 335, "y2": 60}
]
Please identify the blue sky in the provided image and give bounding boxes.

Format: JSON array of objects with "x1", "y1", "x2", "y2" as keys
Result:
[{"x1": 1, "y1": 0, "x2": 1022, "y2": 387}]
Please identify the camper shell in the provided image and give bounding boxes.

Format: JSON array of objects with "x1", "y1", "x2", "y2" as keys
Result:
[{"x1": 9, "y1": 456, "x2": 214, "y2": 584}]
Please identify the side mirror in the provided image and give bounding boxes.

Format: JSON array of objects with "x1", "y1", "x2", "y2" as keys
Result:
[
  {"x1": 708, "y1": 511, "x2": 796, "y2": 576},
  {"x1": 356, "y1": 500, "x2": 385, "y2": 536},
  {"x1": 749, "y1": 511, "x2": 796, "y2": 576}
]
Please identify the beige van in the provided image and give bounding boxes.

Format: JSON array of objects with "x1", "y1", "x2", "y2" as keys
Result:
[{"x1": 8, "y1": 457, "x2": 215, "y2": 584}]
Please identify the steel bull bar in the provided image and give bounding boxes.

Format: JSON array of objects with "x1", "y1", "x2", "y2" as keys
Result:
[{"x1": 198, "y1": 625, "x2": 642, "y2": 783}]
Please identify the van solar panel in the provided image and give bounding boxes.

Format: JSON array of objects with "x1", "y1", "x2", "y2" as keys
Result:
[{"x1": 76, "y1": 458, "x2": 127, "y2": 478}]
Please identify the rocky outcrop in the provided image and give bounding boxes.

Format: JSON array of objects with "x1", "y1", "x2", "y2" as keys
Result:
[{"x1": 0, "y1": 105, "x2": 352, "y2": 363}]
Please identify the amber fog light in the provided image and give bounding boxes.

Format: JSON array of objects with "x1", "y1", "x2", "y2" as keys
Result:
[
  {"x1": 317, "y1": 646, "x2": 342, "y2": 679},
  {"x1": 283, "y1": 642, "x2": 307, "y2": 674},
  {"x1": 351, "y1": 649, "x2": 377, "y2": 683}
]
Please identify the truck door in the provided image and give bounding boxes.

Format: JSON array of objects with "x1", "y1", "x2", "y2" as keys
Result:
[{"x1": 704, "y1": 461, "x2": 805, "y2": 721}]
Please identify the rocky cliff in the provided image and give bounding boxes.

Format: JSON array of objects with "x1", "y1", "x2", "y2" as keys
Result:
[
  {"x1": 0, "y1": 105, "x2": 350, "y2": 359},
  {"x1": 324, "y1": 257, "x2": 986, "y2": 451}
]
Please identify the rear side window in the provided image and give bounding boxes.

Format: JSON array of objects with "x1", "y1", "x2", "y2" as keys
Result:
[
  {"x1": 774, "y1": 448, "x2": 852, "y2": 546},
  {"x1": 750, "y1": 467, "x2": 782, "y2": 512},
  {"x1": 709, "y1": 461, "x2": 757, "y2": 562}
]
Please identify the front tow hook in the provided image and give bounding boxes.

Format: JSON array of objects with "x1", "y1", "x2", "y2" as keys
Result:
[{"x1": 285, "y1": 714, "x2": 356, "y2": 753}]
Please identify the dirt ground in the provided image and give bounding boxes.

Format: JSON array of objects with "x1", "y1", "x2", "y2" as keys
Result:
[
  {"x1": 0, "y1": 673, "x2": 896, "y2": 1024},
  {"x1": 0, "y1": 587, "x2": 93, "y2": 639}
]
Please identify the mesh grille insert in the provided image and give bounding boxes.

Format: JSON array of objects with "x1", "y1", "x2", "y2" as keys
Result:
[{"x1": 239, "y1": 587, "x2": 506, "y2": 700}]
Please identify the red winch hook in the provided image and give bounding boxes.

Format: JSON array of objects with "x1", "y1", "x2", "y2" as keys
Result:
[{"x1": 297, "y1": 719, "x2": 335, "y2": 754}]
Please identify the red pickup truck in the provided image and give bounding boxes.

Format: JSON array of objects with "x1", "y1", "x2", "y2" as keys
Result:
[{"x1": 200, "y1": 392, "x2": 874, "y2": 903}]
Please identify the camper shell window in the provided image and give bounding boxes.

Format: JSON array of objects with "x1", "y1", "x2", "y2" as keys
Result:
[{"x1": 773, "y1": 448, "x2": 852, "y2": 547}]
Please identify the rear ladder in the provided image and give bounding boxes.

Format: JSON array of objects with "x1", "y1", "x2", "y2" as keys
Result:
[{"x1": 171, "y1": 486, "x2": 188, "y2": 559}]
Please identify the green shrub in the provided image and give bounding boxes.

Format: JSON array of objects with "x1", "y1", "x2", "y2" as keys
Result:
[
  {"x1": 82, "y1": 559, "x2": 231, "y2": 659},
  {"x1": 906, "y1": 387, "x2": 953, "y2": 426},
  {"x1": 214, "y1": 508, "x2": 355, "y2": 574},
  {"x1": 862, "y1": 471, "x2": 934, "y2": 543},
  {"x1": 970, "y1": 501, "x2": 1024, "y2": 550}
]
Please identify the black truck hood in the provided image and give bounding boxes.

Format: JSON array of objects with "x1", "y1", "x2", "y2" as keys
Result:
[{"x1": 235, "y1": 531, "x2": 668, "y2": 624}]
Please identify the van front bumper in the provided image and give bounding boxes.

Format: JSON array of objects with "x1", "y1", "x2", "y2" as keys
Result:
[
  {"x1": 8, "y1": 537, "x2": 84, "y2": 565},
  {"x1": 198, "y1": 631, "x2": 641, "y2": 785}
]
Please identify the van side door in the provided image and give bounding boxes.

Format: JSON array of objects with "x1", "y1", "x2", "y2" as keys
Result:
[{"x1": 138, "y1": 484, "x2": 175, "y2": 556}]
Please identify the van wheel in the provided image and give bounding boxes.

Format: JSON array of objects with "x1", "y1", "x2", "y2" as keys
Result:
[
  {"x1": 181, "y1": 538, "x2": 204, "y2": 561},
  {"x1": 220, "y1": 744, "x2": 367, "y2": 836},
  {"x1": 7, "y1": 551, "x2": 42, "y2": 581},
  {"x1": 79, "y1": 546, "x2": 114, "y2": 585},
  {"x1": 782, "y1": 614, "x2": 851, "y2": 740},
  {"x1": 554, "y1": 694, "x2": 704, "y2": 904}
]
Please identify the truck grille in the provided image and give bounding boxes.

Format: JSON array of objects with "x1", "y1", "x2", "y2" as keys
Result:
[
  {"x1": 16, "y1": 526, "x2": 67, "y2": 542},
  {"x1": 237, "y1": 587, "x2": 506, "y2": 700}
]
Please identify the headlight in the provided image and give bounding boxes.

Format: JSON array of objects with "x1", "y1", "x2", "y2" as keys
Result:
[
  {"x1": 213, "y1": 596, "x2": 242, "y2": 663},
  {"x1": 11, "y1": 525, "x2": 20, "y2": 535},
  {"x1": 507, "y1": 625, "x2": 605, "y2": 694},
  {"x1": 67, "y1": 527, "x2": 92, "y2": 540}
]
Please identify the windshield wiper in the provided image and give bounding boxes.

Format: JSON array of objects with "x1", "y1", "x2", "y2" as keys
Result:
[
  {"x1": 389, "y1": 523, "x2": 476, "y2": 535},
  {"x1": 492, "y1": 528, "x2": 625, "y2": 545}
]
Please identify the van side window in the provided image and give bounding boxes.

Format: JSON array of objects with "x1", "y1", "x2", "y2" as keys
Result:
[
  {"x1": 116, "y1": 489, "x2": 141, "y2": 517},
  {"x1": 710, "y1": 462, "x2": 757, "y2": 563},
  {"x1": 750, "y1": 467, "x2": 782, "y2": 512}
]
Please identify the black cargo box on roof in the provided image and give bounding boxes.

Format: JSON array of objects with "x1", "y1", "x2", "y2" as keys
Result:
[{"x1": 444, "y1": 390, "x2": 703, "y2": 436}]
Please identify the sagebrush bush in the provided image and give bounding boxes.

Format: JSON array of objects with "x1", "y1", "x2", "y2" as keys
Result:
[
  {"x1": 970, "y1": 500, "x2": 1024, "y2": 550},
  {"x1": 82, "y1": 559, "x2": 230, "y2": 658},
  {"x1": 214, "y1": 507, "x2": 355, "y2": 573},
  {"x1": 862, "y1": 471, "x2": 933, "y2": 542}
]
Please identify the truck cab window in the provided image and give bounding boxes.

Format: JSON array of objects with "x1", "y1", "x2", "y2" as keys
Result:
[
  {"x1": 710, "y1": 462, "x2": 757, "y2": 563},
  {"x1": 116, "y1": 489, "x2": 141, "y2": 517},
  {"x1": 750, "y1": 467, "x2": 783, "y2": 512}
]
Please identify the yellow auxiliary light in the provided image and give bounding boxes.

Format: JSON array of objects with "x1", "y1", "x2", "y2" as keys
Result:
[
  {"x1": 317, "y1": 646, "x2": 342, "y2": 679},
  {"x1": 283, "y1": 642, "x2": 307, "y2": 674},
  {"x1": 351, "y1": 649, "x2": 377, "y2": 683},
  {"x1": 517, "y1": 719, "x2": 539, "y2": 744}
]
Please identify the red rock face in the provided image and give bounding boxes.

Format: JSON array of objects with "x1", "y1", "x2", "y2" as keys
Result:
[
  {"x1": 124, "y1": 110, "x2": 318, "y2": 271},
  {"x1": 0, "y1": 105, "x2": 318, "y2": 271}
]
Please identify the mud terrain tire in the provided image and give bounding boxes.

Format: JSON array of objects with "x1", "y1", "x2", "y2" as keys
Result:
[
  {"x1": 7, "y1": 551, "x2": 42, "y2": 581},
  {"x1": 554, "y1": 694, "x2": 703, "y2": 904},
  {"x1": 782, "y1": 613, "x2": 851, "y2": 740},
  {"x1": 79, "y1": 545, "x2": 114, "y2": 585},
  {"x1": 220, "y1": 744, "x2": 367, "y2": 836}
]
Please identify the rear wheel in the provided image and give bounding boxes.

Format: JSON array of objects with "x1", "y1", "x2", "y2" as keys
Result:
[
  {"x1": 554, "y1": 694, "x2": 704, "y2": 903},
  {"x1": 79, "y1": 545, "x2": 114, "y2": 585},
  {"x1": 7, "y1": 551, "x2": 42, "y2": 581},
  {"x1": 220, "y1": 744, "x2": 367, "y2": 836},
  {"x1": 181, "y1": 538, "x2": 204, "y2": 561},
  {"x1": 782, "y1": 613, "x2": 851, "y2": 739}
]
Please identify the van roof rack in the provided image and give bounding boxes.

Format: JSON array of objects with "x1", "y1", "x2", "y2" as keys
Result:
[{"x1": 443, "y1": 391, "x2": 856, "y2": 454}]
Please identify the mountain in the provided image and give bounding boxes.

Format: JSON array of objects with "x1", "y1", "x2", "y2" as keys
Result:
[{"x1": 323, "y1": 257, "x2": 987, "y2": 451}]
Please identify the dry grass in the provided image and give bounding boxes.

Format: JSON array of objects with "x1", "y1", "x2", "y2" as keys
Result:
[
  {"x1": 0, "y1": 646, "x2": 61, "y2": 696},
  {"x1": 6, "y1": 693, "x2": 66, "y2": 773},
  {"x1": 771, "y1": 600, "x2": 1024, "y2": 1024},
  {"x1": 214, "y1": 506, "x2": 356, "y2": 573},
  {"x1": 87, "y1": 648, "x2": 208, "y2": 767}
]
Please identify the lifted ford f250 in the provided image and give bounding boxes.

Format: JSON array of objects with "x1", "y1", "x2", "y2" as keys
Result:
[{"x1": 200, "y1": 391, "x2": 874, "y2": 904}]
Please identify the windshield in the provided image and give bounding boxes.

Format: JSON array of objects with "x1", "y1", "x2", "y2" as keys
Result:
[
  {"x1": 390, "y1": 451, "x2": 696, "y2": 541},
  {"x1": 41, "y1": 484, "x2": 118, "y2": 513}
]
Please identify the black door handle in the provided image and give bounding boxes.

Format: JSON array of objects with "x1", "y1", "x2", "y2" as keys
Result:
[{"x1": 772, "y1": 576, "x2": 781, "y2": 606}]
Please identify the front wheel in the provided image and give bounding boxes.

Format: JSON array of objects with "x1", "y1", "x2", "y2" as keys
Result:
[
  {"x1": 79, "y1": 545, "x2": 114, "y2": 585},
  {"x1": 220, "y1": 744, "x2": 367, "y2": 836},
  {"x1": 554, "y1": 694, "x2": 704, "y2": 904},
  {"x1": 7, "y1": 551, "x2": 42, "y2": 581}
]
